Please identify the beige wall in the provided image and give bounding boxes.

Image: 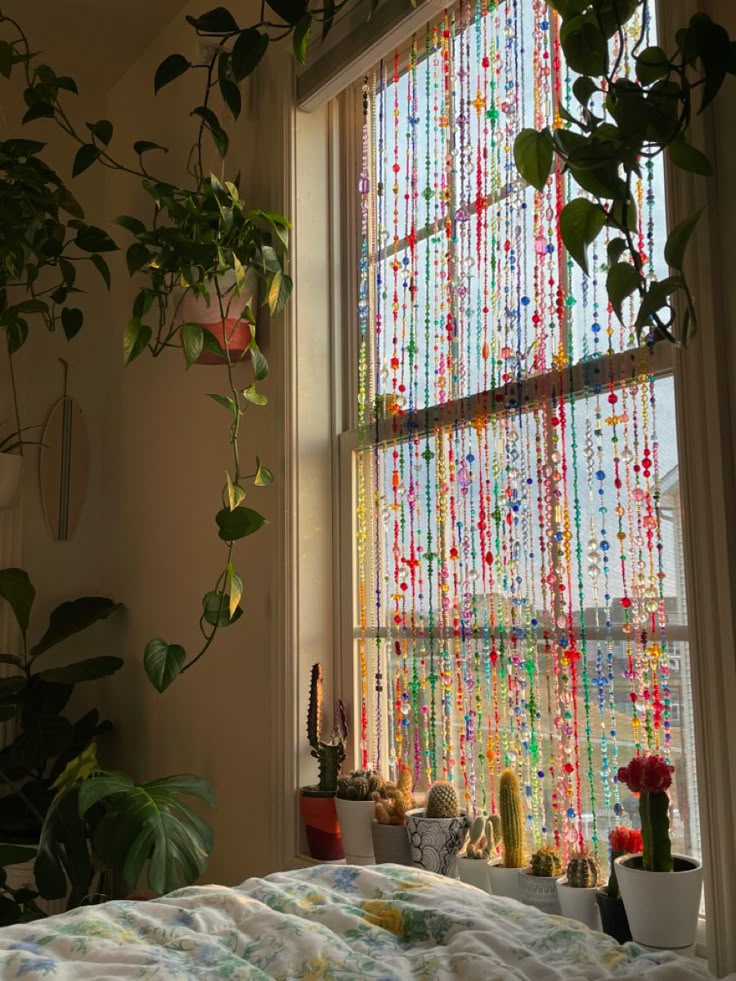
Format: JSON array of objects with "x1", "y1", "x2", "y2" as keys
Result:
[{"x1": 97, "y1": 1, "x2": 292, "y2": 883}]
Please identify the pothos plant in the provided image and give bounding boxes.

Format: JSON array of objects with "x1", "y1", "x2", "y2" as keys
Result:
[
  {"x1": 0, "y1": 1, "x2": 398, "y2": 691},
  {"x1": 513, "y1": 0, "x2": 735, "y2": 346}
]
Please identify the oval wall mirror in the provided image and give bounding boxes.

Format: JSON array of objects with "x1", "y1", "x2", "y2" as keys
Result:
[{"x1": 39, "y1": 397, "x2": 89, "y2": 542}]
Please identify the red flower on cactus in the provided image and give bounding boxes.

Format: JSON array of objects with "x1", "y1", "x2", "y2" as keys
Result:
[
  {"x1": 609, "y1": 826, "x2": 643, "y2": 854},
  {"x1": 617, "y1": 754, "x2": 673, "y2": 794}
]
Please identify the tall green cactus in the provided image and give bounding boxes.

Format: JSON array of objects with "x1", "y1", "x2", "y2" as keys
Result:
[
  {"x1": 499, "y1": 769, "x2": 524, "y2": 869},
  {"x1": 640, "y1": 790, "x2": 673, "y2": 873},
  {"x1": 307, "y1": 663, "x2": 348, "y2": 794}
]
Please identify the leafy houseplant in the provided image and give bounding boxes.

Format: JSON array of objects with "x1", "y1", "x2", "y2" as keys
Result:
[
  {"x1": 513, "y1": 2, "x2": 735, "y2": 346},
  {"x1": 595, "y1": 825, "x2": 641, "y2": 943},
  {"x1": 615, "y1": 754, "x2": 703, "y2": 949},
  {"x1": 406, "y1": 781, "x2": 468, "y2": 878},
  {"x1": 488, "y1": 768, "x2": 526, "y2": 900},
  {"x1": 299, "y1": 662, "x2": 347, "y2": 861},
  {"x1": 0, "y1": 569, "x2": 215, "y2": 918},
  {"x1": 556, "y1": 847, "x2": 602, "y2": 929}
]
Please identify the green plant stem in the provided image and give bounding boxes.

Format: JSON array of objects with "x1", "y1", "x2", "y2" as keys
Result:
[{"x1": 6, "y1": 342, "x2": 23, "y2": 458}]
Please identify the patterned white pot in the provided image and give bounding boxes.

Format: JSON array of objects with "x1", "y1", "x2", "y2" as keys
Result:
[
  {"x1": 615, "y1": 853, "x2": 702, "y2": 950},
  {"x1": 335, "y1": 798, "x2": 376, "y2": 865},
  {"x1": 556, "y1": 878, "x2": 602, "y2": 930},
  {"x1": 487, "y1": 863, "x2": 523, "y2": 901},
  {"x1": 457, "y1": 857, "x2": 491, "y2": 892},
  {"x1": 406, "y1": 809, "x2": 468, "y2": 878},
  {"x1": 518, "y1": 868, "x2": 561, "y2": 913}
]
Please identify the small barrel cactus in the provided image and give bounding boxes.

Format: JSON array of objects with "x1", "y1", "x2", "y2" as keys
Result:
[
  {"x1": 530, "y1": 845, "x2": 562, "y2": 878},
  {"x1": 499, "y1": 769, "x2": 524, "y2": 868},
  {"x1": 426, "y1": 780, "x2": 459, "y2": 818},
  {"x1": 337, "y1": 769, "x2": 386, "y2": 801},
  {"x1": 566, "y1": 849, "x2": 600, "y2": 888}
]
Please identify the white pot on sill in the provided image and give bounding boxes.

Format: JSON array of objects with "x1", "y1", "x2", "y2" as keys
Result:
[
  {"x1": 457, "y1": 856, "x2": 492, "y2": 892},
  {"x1": 556, "y1": 877, "x2": 602, "y2": 931},
  {"x1": 615, "y1": 853, "x2": 702, "y2": 950},
  {"x1": 335, "y1": 798, "x2": 376, "y2": 865},
  {"x1": 487, "y1": 862, "x2": 523, "y2": 901},
  {"x1": 0, "y1": 453, "x2": 22, "y2": 509}
]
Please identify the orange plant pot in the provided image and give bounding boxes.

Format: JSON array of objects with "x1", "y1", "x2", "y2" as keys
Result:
[{"x1": 299, "y1": 792, "x2": 344, "y2": 861}]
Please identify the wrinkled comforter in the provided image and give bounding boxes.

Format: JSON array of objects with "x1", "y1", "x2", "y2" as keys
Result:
[{"x1": 0, "y1": 863, "x2": 722, "y2": 979}]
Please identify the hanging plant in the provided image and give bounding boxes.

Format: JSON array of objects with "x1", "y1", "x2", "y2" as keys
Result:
[
  {"x1": 512, "y1": 1, "x2": 735, "y2": 345},
  {"x1": 0, "y1": 0, "x2": 402, "y2": 689}
]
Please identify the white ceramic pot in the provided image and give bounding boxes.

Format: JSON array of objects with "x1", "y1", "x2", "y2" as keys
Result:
[
  {"x1": 518, "y1": 868, "x2": 561, "y2": 913},
  {"x1": 371, "y1": 821, "x2": 412, "y2": 866},
  {"x1": 457, "y1": 856, "x2": 491, "y2": 892},
  {"x1": 556, "y1": 877, "x2": 602, "y2": 930},
  {"x1": 487, "y1": 863, "x2": 523, "y2": 901},
  {"x1": 0, "y1": 453, "x2": 22, "y2": 509},
  {"x1": 615, "y1": 853, "x2": 702, "y2": 950},
  {"x1": 335, "y1": 798, "x2": 376, "y2": 864},
  {"x1": 406, "y1": 809, "x2": 468, "y2": 878}
]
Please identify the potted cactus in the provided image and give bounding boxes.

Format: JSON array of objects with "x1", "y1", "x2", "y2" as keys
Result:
[
  {"x1": 614, "y1": 754, "x2": 703, "y2": 950},
  {"x1": 456, "y1": 814, "x2": 501, "y2": 892},
  {"x1": 595, "y1": 826, "x2": 641, "y2": 943},
  {"x1": 406, "y1": 781, "x2": 468, "y2": 878},
  {"x1": 371, "y1": 765, "x2": 414, "y2": 866},
  {"x1": 299, "y1": 664, "x2": 348, "y2": 861},
  {"x1": 335, "y1": 770, "x2": 390, "y2": 864},
  {"x1": 488, "y1": 769, "x2": 526, "y2": 900},
  {"x1": 556, "y1": 847, "x2": 602, "y2": 929},
  {"x1": 518, "y1": 844, "x2": 563, "y2": 913}
]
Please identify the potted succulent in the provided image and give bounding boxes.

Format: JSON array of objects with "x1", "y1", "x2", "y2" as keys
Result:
[
  {"x1": 335, "y1": 770, "x2": 390, "y2": 865},
  {"x1": 299, "y1": 663, "x2": 347, "y2": 861},
  {"x1": 519, "y1": 844, "x2": 563, "y2": 913},
  {"x1": 488, "y1": 769, "x2": 526, "y2": 900},
  {"x1": 406, "y1": 781, "x2": 468, "y2": 878},
  {"x1": 615, "y1": 754, "x2": 703, "y2": 950},
  {"x1": 595, "y1": 826, "x2": 641, "y2": 943},
  {"x1": 556, "y1": 847, "x2": 602, "y2": 929},
  {"x1": 371, "y1": 765, "x2": 414, "y2": 866},
  {"x1": 456, "y1": 814, "x2": 501, "y2": 892}
]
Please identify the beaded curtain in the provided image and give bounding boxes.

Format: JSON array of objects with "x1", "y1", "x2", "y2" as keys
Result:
[{"x1": 355, "y1": 0, "x2": 685, "y2": 859}]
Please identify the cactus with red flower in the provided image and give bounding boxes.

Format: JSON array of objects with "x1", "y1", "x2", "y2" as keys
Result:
[
  {"x1": 617, "y1": 754, "x2": 674, "y2": 873},
  {"x1": 606, "y1": 826, "x2": 643, "y2": 897}
]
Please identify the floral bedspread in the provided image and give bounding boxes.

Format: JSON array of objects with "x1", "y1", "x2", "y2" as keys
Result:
[{"x1": 0, "y1": 863, "x2": 720, "y2": 979}]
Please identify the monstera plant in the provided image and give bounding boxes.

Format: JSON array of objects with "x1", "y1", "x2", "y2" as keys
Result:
[{"x1": 513, "y1": 1, "x2": 735, "y2": 345}]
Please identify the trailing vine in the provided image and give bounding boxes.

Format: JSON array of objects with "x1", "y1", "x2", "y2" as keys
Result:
[{"x1": 513, "y1": 0, "x2": 735, "y2": 345}]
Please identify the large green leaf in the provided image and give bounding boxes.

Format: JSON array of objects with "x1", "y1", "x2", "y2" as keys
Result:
[
  {"x1": 123, "y1": 318, "x2": 152, "y2": 365},
  {"x1": 144, "y1": 640, "x2": 186, "y2": 693},
  {"x1": 560, "y1": 14, "x2": 607, "y2": 76},
  {"x1": 79, "y1": 771, "x2": 215, "y2": 895},
  {"x1": 232, "y1": 29, "x2": 270, "y2": 82},
  {"x1": 513, "y1": 128, "x2": 553, "y2": 192},
  {"x1": 181, "y1": 323, "x2": 204, "y2": 368},
  {"x1": 154, "y1": 53, "x2": 191, "y2": 94},
  {"x1": 202, "y1": 591, "x2": 243, "y2": 628},
  {"x1": 664, "y1": 210, "x2": 702, "y2": 270},
  {"x1": 30, "y1": 597, "x2": 121, "y2": 659},
  {"x1": 559, "y1": 198, "x2": 606, "y2": 275},
  {"x1": 35, "y1": 788, "x2": 92, "y2": 905},
  {"x1": 215, "y1": 506, "x2": 266, "y2": 542},
  {"x1": 667, "y1": 136, "x2": 712, "y2": 177},
  {"x1": 0, "y1": 569, "x2": 35, "y2": 634},
  {"x1": 0, "y1": 845, "x2": 37, "y2": 866},
  {"x1": 186, "y1": 7, "x2": 240, "y2": 32},
  {"x1": 37, "y1": 656, "x2": 124, "y2": 686},
  {"x1": 607, "y1": 262, "x2": 642, "y2": 323}
]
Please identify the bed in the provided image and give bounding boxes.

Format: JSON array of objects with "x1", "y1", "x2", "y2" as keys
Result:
[{"x1": 0, "y1": 864, "x2": 721, "y2": 979}]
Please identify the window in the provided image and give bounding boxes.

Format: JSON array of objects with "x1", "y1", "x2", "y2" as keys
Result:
[{"x1": 340, "y1": 0, "x2": 701, "y2": 864}]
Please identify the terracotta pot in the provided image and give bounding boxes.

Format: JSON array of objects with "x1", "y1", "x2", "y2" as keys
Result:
[
  {"x1": 405, "y1": 809, "x2": 468, "y2": 878},
  {"x1": 595, "y1": 889, "x2": 632, "y2": 944},
  {"x1": 179, "y1": 268, "x2": 258, "y2": 364},
  {"x1": 299, "y1": 791, "x2": 344, "y2": 861},
  {"x1": 457, "y1": 856, "x2": 491, "y2": 892},
  {"x1": 518, "y1": 868, "x2": 561, "y2": 914},
  {"x1": 487, "y1": 863, "x2": 523, "y2": 901},
  {"x1": 0, "y1": 453, "x2": 22, "y2": 509},
  {"x1": 556, "y1": 877, "x2": 602, "y2": 930},
  {"x1": 615, "y1": 853, "x2": 702, "y2": 950},
  {"x1": 335, "y1": 798, "x2": 376, "y2": 864},
  {"x1": 371, "y1": 821, "x2": 413, "y2": 866}
]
